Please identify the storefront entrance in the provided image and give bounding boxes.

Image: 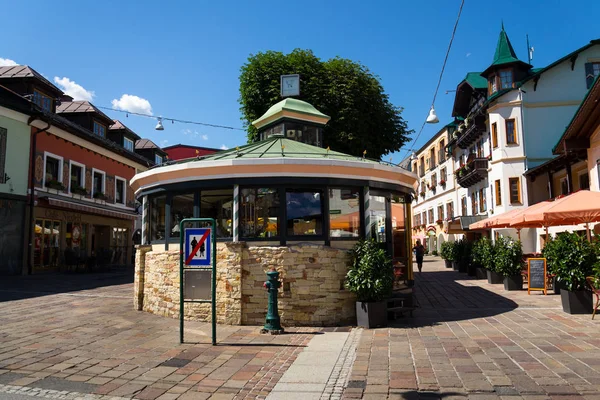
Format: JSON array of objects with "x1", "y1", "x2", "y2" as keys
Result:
[{"x1": 34, "y1": 219, "x2": 62, "y2": 269}]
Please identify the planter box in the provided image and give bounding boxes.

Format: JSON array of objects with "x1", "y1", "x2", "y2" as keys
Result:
[
  {"x1": 444, "y1": 260, "x2": 452, "y2": 269},
  {"x1": 553, "y1": 276, "x2": 562, "y2": 294},
  {"x1": 503, "y1": 275, "x2": 523, "y2": 291},
  {"x1": 356, "y1": 301, "x2": 387, "y2": 329},
  {"x1": 487, "y1": 270, "x2": 503, "y2": 284},
  {"x1": 560, "y1": 289, "x2": 593, "y2": 314},
  {"x1": 452, "y1": 261, "x2": 459, "y2": 271},
  {"x1": 458, "y1": 260, "x2": 468, "y2": 273},
  {"x1": 475, "y1": 267, "x2": 487, "y2": 279},
  {"x1": 467, "y1": 263, "x2": 477, "y2": 277}
]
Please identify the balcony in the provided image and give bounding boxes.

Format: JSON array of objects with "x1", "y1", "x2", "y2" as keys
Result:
[
  {"x1": 456, "y1": 158, "x2": 488, "y2": 188},
  {"x1": 456, "y1": 115, "x2": 486, "y2": 149}
]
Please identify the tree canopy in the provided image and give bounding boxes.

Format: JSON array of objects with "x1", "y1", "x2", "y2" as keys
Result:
[{"x1": 238, "y1": 49, "x2": 412, "y2": 159}]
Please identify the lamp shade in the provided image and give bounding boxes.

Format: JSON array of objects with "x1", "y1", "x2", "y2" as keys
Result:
[
  {"x1": 426, "y1": 107, "x2": 439, "y2": 124},
  {"x1": 155, "y1": 118, "x2": 165, "y2": 131}
]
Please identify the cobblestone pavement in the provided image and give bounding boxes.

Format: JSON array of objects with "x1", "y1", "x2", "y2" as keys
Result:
[
  {"x1": 0, "y1": 270, "x2": 334, "y2": 400},
  {"x1": 342, "y1": 257, "x2": 600, "y2": 400}
]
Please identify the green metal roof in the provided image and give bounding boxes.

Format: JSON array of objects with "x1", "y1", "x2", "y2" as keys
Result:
[
  {"x1": 491, "y1": 25, "x2": 521, "y2": 67},
  {"x1": 251, "y1": 98, "x2": 330, "y2": 127},
  {"x1": 464, "y1": 72, "x2": 488, "y2": 90},
  {"x1": 169, "y1": 135, "x2": 383, "y2": 165}
]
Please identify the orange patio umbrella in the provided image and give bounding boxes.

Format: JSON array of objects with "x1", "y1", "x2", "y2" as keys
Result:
[{"x1": 516, "y1": 190, "x2": 600, "y2": 241}]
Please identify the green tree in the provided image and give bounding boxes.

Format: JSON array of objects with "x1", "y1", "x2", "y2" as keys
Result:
[{"x1": 239, "y1": 49, "x2": 412, "y2": 159}]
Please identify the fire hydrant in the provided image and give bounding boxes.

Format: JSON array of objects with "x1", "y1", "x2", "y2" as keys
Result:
[{"x1": 260, "y1": 268, "x2": 284, "y2": 334}]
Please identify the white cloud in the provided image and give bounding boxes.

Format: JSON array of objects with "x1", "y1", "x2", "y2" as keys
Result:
[
  {"x1": 182, "y1": 129, "x2": 209, "y2": 141},
  {"x1": 202, "y1": 134, "x2": 208, "y2": 141},
  {"x1": 220, "y1": 144, "x2": 228, "y2": 150},
  {"x1": 54, "y1": 76, "x2": 95, "y2": 101},
  {"x1": 466, "y1": 52, "x2": 472, "y2": 58},
  {"x1": 111, "y1": 94, "x2": 153, "y2": 115},
  {"x1": 160, "y1": 139, "x2": 169, "y2": 147},
  {"x1": 0, "y1": 58, "x2": 17, "y2": 66}
]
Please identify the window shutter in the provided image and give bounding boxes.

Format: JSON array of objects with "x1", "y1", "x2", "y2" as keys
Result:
[{"x1": 585, "y1": 63, "x2": 595, "y2": 89}]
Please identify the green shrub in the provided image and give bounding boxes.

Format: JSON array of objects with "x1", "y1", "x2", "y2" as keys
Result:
[
  {"x1": 478, "y1": 237, "x2": 496, "y2": 271},
  {"x1": 471, "y1": 238, "x2": 484, "y2": 267},
  {"x1": 542, "y1": 232, "x2": 596, "y2": 291},
  {"x1": 345, "y1": 239, "x2": 394, "y2": 302},
  {"x1": 431, "y1": 250, "x2": 439, "y2": 256},
  {"x1": 440, "y1": 241, "x2": 454, "y2": 261},
  {"x1": 494, "y1": 237, "x2": 523, "y2": 277},
  {"x1": 458, "y1": 238, "x2": 472, "y2": 264}
]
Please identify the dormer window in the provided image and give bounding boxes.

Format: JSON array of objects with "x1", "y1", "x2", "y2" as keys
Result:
[
  {"x1": 499, "y1": 69, "x2": 513, "y2": 89},
  {"x1": 33, "y1": 89, "x2": 52, "y2": 112},
  {"x1": 155, "y1": 154, "x2": 163, "y2": 165},
  {"x1": 93, "y1": 120, "x2": 106, "y2": 137},
  {"x1": 124, "y1": 137, "x2": 134, "y2": 152},
  {"x1": 488, "y1": 76, "x2": 497, "y2": 94}
]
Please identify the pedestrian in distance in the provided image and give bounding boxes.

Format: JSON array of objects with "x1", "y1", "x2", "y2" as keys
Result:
[{"x1": 413, "y1": 240, "x2": 425, "y2": 273}]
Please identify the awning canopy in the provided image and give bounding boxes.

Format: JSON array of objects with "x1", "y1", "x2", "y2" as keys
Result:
[
  {"x1": 514, "y1": 190, "x2": 600, "y2": 227},
  {"x1": 45, "y1": 197, "x2": 138, "y2": 220},
  {"x1": 470, "y1": 208, "x2": 527, "y2": 230}
]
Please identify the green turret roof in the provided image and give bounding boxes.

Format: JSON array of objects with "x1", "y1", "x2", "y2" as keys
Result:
[
  {"x1": 252, "y1": 98, "x2": 330, "y2": 128},
  {"x1": 481, "y1": 24, "x2": 531, "y2": 77},
  {"x1": 463, "y1": 72, "x2": 488, "y2": 90}
]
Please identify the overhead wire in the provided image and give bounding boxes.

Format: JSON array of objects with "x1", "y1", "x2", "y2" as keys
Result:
[{"x1": 402, "y1": 0, "x2": 465, "y2": 160}]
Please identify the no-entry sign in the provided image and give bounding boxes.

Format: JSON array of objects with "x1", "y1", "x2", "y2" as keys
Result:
[{"x1": 184, "y1": 228, "x2": 212, "y2": 266}]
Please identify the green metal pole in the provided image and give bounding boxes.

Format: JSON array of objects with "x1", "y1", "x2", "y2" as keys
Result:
[
  {"x1": 211, "y1": 218, "x2": 217, "y2": 346},
  {"x1": 179, "y1": 219, "x2": 184, "y2": 344}
]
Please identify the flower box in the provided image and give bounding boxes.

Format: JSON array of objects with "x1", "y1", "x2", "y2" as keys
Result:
[
  {"x1": 71, "y1": 186, "x2": 88, "y2": 196},
  {"x1": 439, "y1": 180, "x2": 446, "y2": 186},
  {"x1": 45, "y1": 180, "x2": 65, "y2": 191},
  {"x1": 93, "y1": 192, "x2": 106, "y2": 200}
]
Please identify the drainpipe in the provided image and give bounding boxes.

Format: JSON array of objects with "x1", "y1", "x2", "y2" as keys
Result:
[{"x1": 26, "y1": 116, "x2": 51, "y2": 275}]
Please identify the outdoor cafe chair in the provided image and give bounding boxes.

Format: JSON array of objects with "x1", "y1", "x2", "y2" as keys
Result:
[{"x1": 586, "y1": 276, "x2": 600, "y2": 320}]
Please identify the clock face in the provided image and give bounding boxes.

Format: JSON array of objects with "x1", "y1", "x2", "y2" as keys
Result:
[{"x1": 281, "y1": 74, "x2": 300, "y2": 97}]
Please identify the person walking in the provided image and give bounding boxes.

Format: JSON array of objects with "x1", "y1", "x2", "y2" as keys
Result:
[{"x1": 413, "y1": 240, "x2": 425, "y2": 273}]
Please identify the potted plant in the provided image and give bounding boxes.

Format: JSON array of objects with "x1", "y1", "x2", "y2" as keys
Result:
[
  {"x1": 541, "y1": 236, "x2": 563, "y2": 294},
  {"x1": 71, "y1": 185, "x2": 88, "y2": 197},
  {"x1": 456, "y1": 239, "x2": 471, "y2": 273},
  {"x1": 450, "y1": 241, "x2": 461, "y2": 271},
  {"x1": 93, "y1": 191, "x2": 106, "y2": 200},
  {"x1": 494, "y1": 237, "x2": 524, "y2": 290},
  {"x1": 432, "y1": 250, "x2": 438, "y2": 256},
  {"x1": 345, "y1": 239, "x2": 394, "y2": 328},
  {"x1": 439, "y1": 179, "x2": 446, "y2": 186},
  {"x1": 471, "y1": 239, "x2": 487, "y2": 279},
  {"x1": 45, "y1": 179, "x2": 65, "y2": 191},
  {"x1": 544, "y1": 232, "x2": 595, "y2": 314},
  {"x1": 440, "y1": 241, "x2": 454, "y2": 269},
  {"x1": 480, "y1": 237, "x2": 503, "y2": 284}
]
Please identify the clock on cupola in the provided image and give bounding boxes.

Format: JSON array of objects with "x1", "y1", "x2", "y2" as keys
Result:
[{"x1": 251, "y1": 74, "x2": 331, "y2": 147}]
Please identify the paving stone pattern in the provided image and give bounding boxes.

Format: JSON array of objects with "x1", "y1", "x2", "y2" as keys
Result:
[
  {"x1": 0, "y1": 270, "x2": 321, "y2": 400},
  {"x1": 341, "y1": 257, "x2": 600, "y2": 399}
]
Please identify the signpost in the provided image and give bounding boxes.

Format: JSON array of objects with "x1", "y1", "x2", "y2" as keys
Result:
[
  {"x1": 527, "y1": 257, "x2": 547, "y2": 295},
  {"x1": 179, "y1": 218, "x2": 217, "y2": 345}
]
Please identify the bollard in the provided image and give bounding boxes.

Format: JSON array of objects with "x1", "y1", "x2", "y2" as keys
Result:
[{"x1": 260, "y1": 267, "x2": 284, "y2": 334}]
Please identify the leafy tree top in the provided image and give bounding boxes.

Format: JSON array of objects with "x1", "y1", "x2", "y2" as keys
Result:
[{"x1": 239, "y1": 49, "x2": 412, "y2": 159}]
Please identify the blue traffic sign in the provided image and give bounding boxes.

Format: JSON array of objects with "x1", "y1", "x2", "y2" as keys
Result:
[{"x1": 184, "y1": 228, "x2": 212, "y2": 266}]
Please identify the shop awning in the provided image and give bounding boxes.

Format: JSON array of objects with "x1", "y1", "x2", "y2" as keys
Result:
[
  {"x1": 449, "y1": 215, "x2": 486, "y2": 233},
  {"x1": 45, "y1": 197, "x2": 139, "y2": 220}
]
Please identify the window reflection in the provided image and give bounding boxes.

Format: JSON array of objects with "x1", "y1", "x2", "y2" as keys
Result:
[
  {"x1": 329, "y1": 188, "x2": 360, "y2": 238},
  {"x1": 201, "y1": 189, "x2": 233, "y2": 239},
  {"x1": 286, "y1": 190, "x2": 323, "y2": 236},
  {"x1": 240, "y1": 188, "x2": 279, "y2": 239},
  {"x1": 150, "y1": 195, "x2": 166, "y2": 241},
  {"x1": 369, "y1": 195, "x2": 387, "y2": 244},
  {"x1": 170, "y1": 194, "x2": 194, "y2": 238},
  {"x1": 284, "y1": 122, "x2": 322, "y2": 147}
]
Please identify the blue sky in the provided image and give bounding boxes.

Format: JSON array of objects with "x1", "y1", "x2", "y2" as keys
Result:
[{"x1": 2, "y1": 0, "x2": 600, "y2": 162}]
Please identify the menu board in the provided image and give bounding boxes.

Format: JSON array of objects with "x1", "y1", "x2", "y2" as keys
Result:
[{"x1": 527, "y1": 258, "x2": 547, "y2": 295}]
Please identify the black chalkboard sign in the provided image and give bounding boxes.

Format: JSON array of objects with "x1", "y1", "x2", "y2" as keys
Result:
[{"x1": 527, "y1": 258, "x2": 547, "y2": 295}]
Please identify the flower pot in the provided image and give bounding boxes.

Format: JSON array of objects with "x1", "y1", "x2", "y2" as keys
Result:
[
  {"x1": 560, "y1": 290, "x2": 593, "y2": 314},
  {"x1": 444, "y1": 260, "x2": 452, "y2": 269},
  {"x1": 475, "y1": 267, "x2": 487, "y2": 279},
  {"x1": 553, "y1": 276, "x2": 561, "y2": 294},
  {"x1": 458, "y1": 260, "x2": 468, "y2": 273},
  {"x1": 503, "y1": 275, "x2": 523, "y2": 291},
  {"x1": 452, "y1": 261, "x2": 459, "y2": 271},
  {"x1": 467, "y1": 263, "x2": 477, "y2": 277},
  {"x1": 487, "y1": 270, "x2": 503, "y2": 284},
  {"x1": 356, "y1": 301, "x2": 388, "y2": 329}
]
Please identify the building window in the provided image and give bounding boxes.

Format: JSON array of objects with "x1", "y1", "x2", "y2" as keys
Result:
[
  {"x1": 492, "y1": 123, "x2": 498, "y2": 148},
  {"x1": 115, "y1": 177, "x2": 126, "y2": 205},
  {"x1": 421, "y1": 212, "x2": 426, "y2": 226},
  {"x1": 585, "y1": 62, "x2": 600, "y2": 89},
  {"x1": 287, "y1": 190, "x2": 323, "y2": 236},
  {"x1": 44, "y1": 152, "x2": 63, "y2": 187},
  {"x1": 92, "y1": 169, "x2": 105, "y2": 198},
  {"x1": 509, "y1": 177, "x2": 521, "y2": 204},
  {"x1": 412, "y1": 162, "x2": 417, "y2": 173},
  {"x1": 437, "y1": 205, "x2": 444, "y2": 222},
  {"x1": 329, "y1": 188, "x2": 360, "y2": 238},
  {"x1": 0, "y1": 127, "x2": 6, "y2": 184},
  {"x1": 560, "y1": 177, "x2": 569, "y2": 195},
  {"x1": 479, "y1": 188, "x2": 486, "y2": 212},
  {"x1": 476, "y1": 138, "x2": 484, "y2": 158},
  {"x1": 431, "y1": 172, "x2": 437, "y2": 187},
  {"x1": 200, "y1": 189, "x2": 233, "y2": 239},
  {"x1": 33, "y1": 89, "x2": 52, "y2": 112},
  {"x1": 472, "y1": 192, "x2": 478, "y2": 215},
  {"x1": 495, "y1": 180, "x2": 502, "y2": 206},
  {"x1": 241, "y1": 188, "x2": 279, "y2": 239},
  {"x1": 439, "y1": 139, "x2": 446, "y2": 162},
  {"x1": 429, "y1": 148, "x2": 436, "y2": 170},
  {"x1": 150, "y1": 195, "x2": 166, "y2": 241},
  {"x1": 440, "y1": 167, "x2": 447, "y2": 183},
  {"x1": 499, "y1": 69, "x2": 513, "y2": 89},
  {"x1": 419, "y1": 157, "x2": 425, "y2": 177},
  {"x1": 69, "y1": 161, "x2": 85, "y2": 193},
  {"x1": 489, "y1": 75, "x2": 497, "y2": 94},
  {"x1": 93, "y1": 120, "x2": 106, "y2": 137},
  {"x1": 124, "y1": 137, "x2": 134, "y2": 152},
  {"x1": 428, "y1": 209, "x2": 434, "y2": 224},
  {"x1": 155, "y1": 154, "x2": 163, "y2": 165},
  {"x1": 461, "y1": 197, "x2": 467, "y2": 216},
  {"x1": 170, "y1": 193, "x2": 194, "y2": 238},
  {"x1": 579, "y1": 172, "x2": 590, "y2": 190},
  {"x1": 506, "y1": 119, "x2": 517, "y2": 145},
  {"x1": 446, "y1": 202, "x2": 454, "y2": 219}
]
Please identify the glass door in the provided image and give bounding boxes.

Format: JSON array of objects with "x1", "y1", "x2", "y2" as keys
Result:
[{"x1": 34, "y1": 219, "x2": 62, "y2": 268}]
